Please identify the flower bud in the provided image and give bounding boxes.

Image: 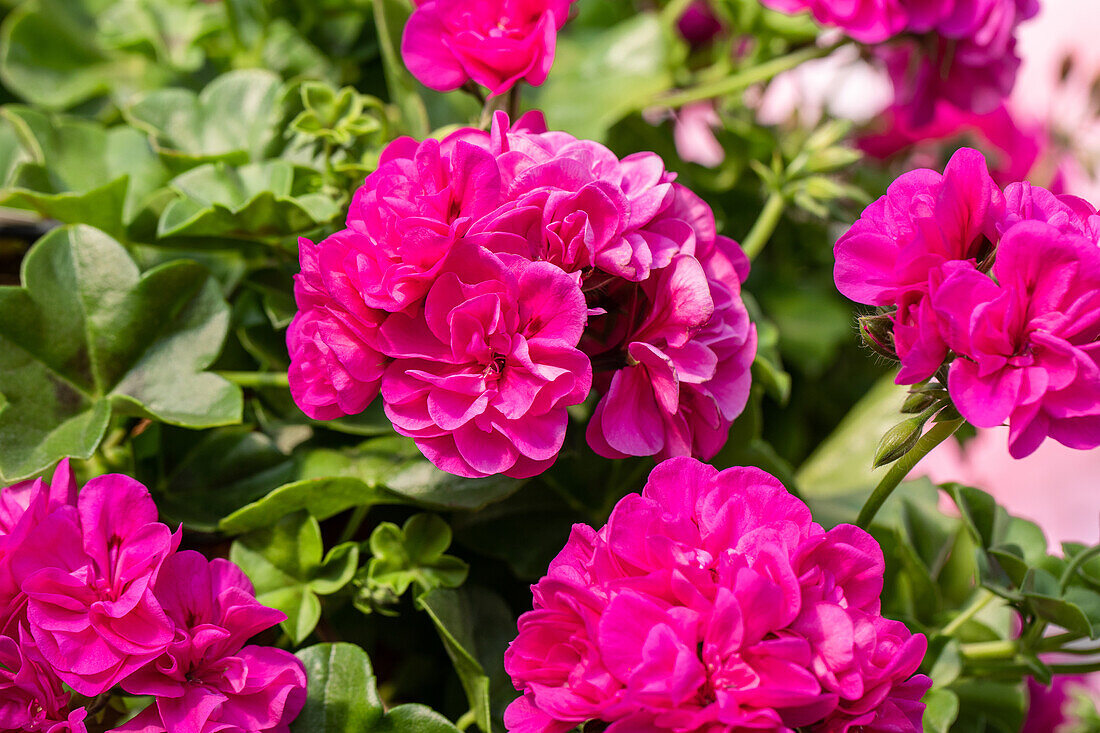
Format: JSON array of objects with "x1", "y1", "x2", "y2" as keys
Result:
[
  {"x1": 873, "y1": 413, "x2": 930, "y2": 468},
  {"x1": 858, "y1": 313, "x2": 898, "y2": 361}
]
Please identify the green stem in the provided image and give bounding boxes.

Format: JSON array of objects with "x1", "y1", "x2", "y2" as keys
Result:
[
  {"x1": 216, "y1": 371, "x2": 290, "y2": 388},
  {"x1": 340, "y1": 505, "x2": 370, "y2": 544},
  {"x1": 960, "y1": 639, "x2": 1018, "y2": 661},
  {"x1": 741, "y1": 190, "x2": 786, "y2": 260},
  {"x1": 856, "y1": 417, "x2": 964, "y2": 529},
  {"x1": 941, "y1": 588, "x2": 996, "y2": 637},
  {"x1": 659, "y1": 0, "x2": 696, "y2": 30},
  {"x1": 455, "y1": 710, "x2": 477, "y2": 732},
  {"x1": 654, "y1": 43, "x2": 841, "y2": 109},
  {"x1": 1038, "y1": 632, "x2": 1086, "y2": 651},
  {"x1": 1060, "y1": 544, "x2": 1100, "y2": 592}
]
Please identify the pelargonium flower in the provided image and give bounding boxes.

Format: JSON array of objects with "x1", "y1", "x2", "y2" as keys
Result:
[
  {"x1": 10, "y1": 474, "x2": 179, "y2": 696},
  {"x1": 504, "y1": 457, "x2": 930, "y2": 732},
  {"x1": 118, "y1": 551, "x2": 306, "y2": 733},
  {"x1": 401, "y1": 0, "x2": 576, "y2": 96},
  {"x1": 340, "y1": 135, "x2": 504, "y2": 313},
  {"x1": 0, "y1": 460, "x2": 76, "y2": 633},
  {"x1": 833, "y1": 146, "x2": 1004, "y2": 383},
  {"x1": 379, "y1": 243, "x2": 592, "y2": 478},
  {"x1": 1000, "y1": 181, "x2": 1100, "y2": 238},
  {"x1": 0, "y1": 629, "x2": 87, "y2": 733},
  {"x1": 933, "y1": 221, "x2": 1100, "y2": 458},
  {"x1": 288, "y1": 233, "x2": 389, "y2": 420},
  {"x1": 759, "y1": 0, "x2": 907, "y2": 43},
  {"x1": 481, "y1": 111, "x2": 681, "y2": 282}
]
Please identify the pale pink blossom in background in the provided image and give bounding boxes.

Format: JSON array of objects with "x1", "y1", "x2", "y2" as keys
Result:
[
  {"x1": 1010, "y1": 0, "x2": 1100, "y2": 202},
  {"x1": 916, "y1": 431, "x2": 1100, "y2": 550}
]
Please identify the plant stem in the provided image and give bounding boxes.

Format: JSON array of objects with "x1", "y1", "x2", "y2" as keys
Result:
[
  {"x1": 941, "y1": 588, "x2": 996, "y2": 637},
  {"x1": 655, "y1": 43, "x2": 840, "y2": 109},
  {"x1": 456, "y1": 709, "x2": 477, "y2": 732},
  {"x1": 659, "y1": 0, "x2": 696, "y2": 30},
  {"x1": 856, "y1": 417, "x2": 964, "y2": 529},
  {"x1": 741, "y1": 190, "x2": 786, "y2": 260},
  {"x1": 216, "y1": 370, "x2": 291, "y2": 388},
  {"x1": 1060, "y1": 544, "x2": 1100, "y2": 592},
  {"x1": 340, "y1": 505, "x2": 370, "y2": 544},
  {"x1": 960, "y1": 639, "x2": 1017, "y2": 661}
]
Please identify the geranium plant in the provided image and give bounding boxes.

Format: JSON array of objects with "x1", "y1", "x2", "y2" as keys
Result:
[{"x1": 0, "y1": 0, "x2": 1098, "y2": 730}]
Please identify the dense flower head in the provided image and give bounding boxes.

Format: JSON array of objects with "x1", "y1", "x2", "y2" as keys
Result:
[
  {"x1": 836, "y1": 145, "x2": 1100, "y2": 459},
  {"x1": 10, "y1": 474, "x2": 180, "y2": 696},
  {"x1": 118, "y1": 551, "x2": 306, "y2": 733},
  {"x1": 504, "y1": 457, "x2": 930, "y2": 732},
  {"x1": 401, "y1": 0, "x2": 577, "y2": 96},
  {"x1": 834, "y1": 147, "x2": 1004, "y2": 383},
  {"x1": 933, "y1": 222, "x2": 1100, "y2": 458},
  {"x1": 288, "y1": 112, "x2": 757, "y2": 477},
  {"x1": 761, "y1": 0, "x2": 1038, "y2": 124},
  {"x1": 0, "y1": 467, "x2": 306, "y2": 731}
]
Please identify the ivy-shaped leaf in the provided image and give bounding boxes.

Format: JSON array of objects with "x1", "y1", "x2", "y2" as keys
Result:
[
  {"x1": 219, "y1": 476, "x2": 403, "y2": 535},
  {"x1": 0, "y1": 106, "x2": 170, "y2": 236},
  {"x1": 230, "y1": 510, "x2": 359, "y2": 643},
  {"x1": 125, "y1": 70, "x2": 283, "y2": 173},
  {"x1": 291, "y1": 81, "x2": 385, "y2": 146},
  {"x1": 157, "y1": 160, "x2": 339, "y2": 240},
  {"x1": 0, "y1": 225, "x2": 242, "y2": 481},
  {"x1": 366, "y1": 514, "x2": 468, "y2": 597},
  {"x1": 292, "y1": 643, "x2": 460, "y2": 733}
]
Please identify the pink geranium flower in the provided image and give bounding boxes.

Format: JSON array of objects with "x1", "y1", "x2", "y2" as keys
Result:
[
  {"x1": 401, "y1": 0, "x2": 576, "y2": 96},
  {"x1": 833, "y1": 147, "x2": 1004, "y2": 383},
  {"x1": 10, "y1": 475, "x2": 179, "y2": 696},
  {"x1": 0, "y1": 460, "x2": 77, "y2": 633},
  {"x1": 118, "y1": 551, "x2": 306, "y2": 733},
  {"x1": 287, "y1": 233, "x2": 389, "y2": 421},
  {"x1": 379, "y1": 243, "x2": 591, "y2": 478},
  {"x1": 933, "y1": 221, "x2": 1100, "y2": 458},
  {"x1": 0, "y1": 628, "x2": 87, "y2": 733},
  {"x1": 759, "y1": 0, "x2": 908, "y2": 43},
  {"x1": 505, "y1": 457, "x2": 929, "y2": 732}
]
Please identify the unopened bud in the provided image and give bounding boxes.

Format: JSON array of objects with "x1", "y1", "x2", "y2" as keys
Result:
[
  {"x1": 900, "y1": 390, "x2": 937, "y2": 414},
  {"x1": 873, "y1": 413, "x2": 930, "y2": 468},
  {"x1": 858, "y1": 313, "x2": 898, "y2": 361}
]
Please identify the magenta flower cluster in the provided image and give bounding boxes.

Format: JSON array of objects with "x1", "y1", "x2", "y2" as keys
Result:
[
  {"x1": 288, "y1": 112, "x2": 757, "y2": 478},
  {"x1": 504, "y1": 457, "x2": 930, "y2": 733},
  {"x1": 762, "y1": 0, "x2": 1038, "y2": 124},
  {"x1": 835, "y1": 146, "x2": 1100, "y2": 458},
  {"x1": 401, "y1": 0, "x2": 577, "y2": 96},
  {"x1": 0, "y1": 462, "x2": 306, "y2": 733}
]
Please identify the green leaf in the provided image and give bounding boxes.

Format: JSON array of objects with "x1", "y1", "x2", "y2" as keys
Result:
[
  {"x1": 150, "y1": 426, "x2": 296, "y2": 532},
  {"x1": 796, "y1": 374, "x2": 909, "y2": 498},
  {"x1": 125, "y1": 70, "x2": 283, "y2": 172},
  {"x1": 1022, "y1": 568, "x2": 1093, "y2": 637},
  {"x1": 532, "y1": 13, "x2": 674, "y2": 141},
  {"x1": 0, "y1": 0, "x2": 174, "y2": 110},
  {"x1": 417, "y1": 588, "x2": 493, "y2": 733},
  {"x1": 230, "y1": 510, "x2": 359, "y2": 642},
  {"x1": 923, "y1": 637, "x2": 962, "y2": 689},
  {"x1": 366, "y1": 514, "x2": 469, "y2": 596},
  {"x1": 950, "y1": 679, "x2": 1026, "y2": 733},
  {"x1": 220, "y1": 477, "x2": 400, "y2": 535},
  {"x1": 921, "y1": 688, "x2": 959, "y2": 733},
  {"x1": 293, "y1": 643, "x2": 460, "y2": 733},
  {"x1": 0, "y1": 106, "x2": 170, "y2": 235},
  {"x1": 157, "y1": 160, "x2": 339, "y2": 239},
  {"x1": 0, "y1": 225, "x2": 241, "y2": 481}
]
